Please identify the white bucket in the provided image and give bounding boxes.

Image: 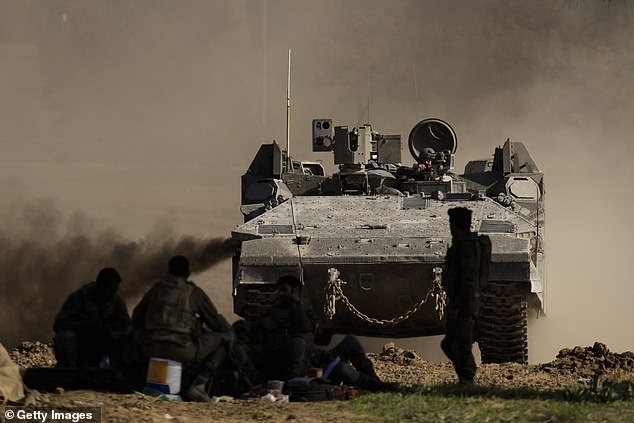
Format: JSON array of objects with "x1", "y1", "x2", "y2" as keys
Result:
[{"x1": 145, "y1": 357, "x2": 182, "y2": 394}]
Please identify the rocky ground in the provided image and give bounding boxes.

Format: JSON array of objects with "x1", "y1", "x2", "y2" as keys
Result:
[{"x1": 6, "y1": 341, "x2": 634, "y2": 422}]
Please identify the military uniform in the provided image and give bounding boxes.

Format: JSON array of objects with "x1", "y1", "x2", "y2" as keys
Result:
[
  {"x1": 131, "y1": 273, "x2": 233, "y2": 376},
  {"x1": 249, "y1": 298, "x2": 316, "y2": 381},
  {"x1": 309, "y1": 335, "x2": 398, "y2": 392},
  {"x1": 441, "y1": 232, "x2": 490, "y2": 384},
  {"x1": 53, "y1": 282, "x2": 130, "y2": 368}
]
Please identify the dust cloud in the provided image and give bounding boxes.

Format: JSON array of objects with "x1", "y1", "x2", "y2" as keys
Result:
[
  {"x1": 0, "y1": 198, "x2": 238, "y2": 347},
  {"x1": 1, "y1": 1, "x2": 633, "y2": 362}
]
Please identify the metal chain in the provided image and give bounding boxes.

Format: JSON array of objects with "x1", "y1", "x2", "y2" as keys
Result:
[
  {"x1": 324, "y1": 267, "x2": 446, "y2": 326},
  {"x1": 431, "y1": 267, "x2": 446, "y2": 321},
  {"x1": 324, "y1": 268, "x2": 343, "y2": 320}
]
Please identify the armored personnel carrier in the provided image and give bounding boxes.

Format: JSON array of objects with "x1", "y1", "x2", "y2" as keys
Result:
[{"x1": 231, "y1": 118, "x2": 544, "y2": 364}]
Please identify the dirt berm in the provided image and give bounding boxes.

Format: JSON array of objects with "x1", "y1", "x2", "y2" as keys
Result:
[{"x1": 6, "y1": 341, "x2": 634, "y2": 422}]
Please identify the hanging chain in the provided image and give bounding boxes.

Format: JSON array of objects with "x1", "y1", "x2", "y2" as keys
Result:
[
  {"x1": 431, "y1": 267, "x2": 446, "y2": 321},
  {"x1": 324, "y1": 268, "x2": 343, "y2": 320},
  {"x1": 324, "y1": 266, "x2": 446, "y2": 326}
]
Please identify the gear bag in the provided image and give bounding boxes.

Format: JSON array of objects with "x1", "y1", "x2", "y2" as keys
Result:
[{"x1": 287, "y1": 377, "x2": 343, "y2": 402}]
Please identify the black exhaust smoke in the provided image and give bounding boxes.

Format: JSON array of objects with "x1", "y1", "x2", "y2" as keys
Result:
[{"x1": 0, "y1": 200, "x2": 238, "y2": 348}]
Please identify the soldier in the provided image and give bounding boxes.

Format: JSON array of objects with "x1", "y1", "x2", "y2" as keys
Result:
[
  {"x1": 441, "y1": 207, "x2": 491, "y2": 385},
  {"x1": 248, "y1": 275, "x2": 316, "y2": 381},
  {"x1": 53, "y1": 267, "x2": 129, "y2": 368},
  {"x1": 215, "y1": 320, "x2": 261, "y2": 396},
  {"x1": 244, "y1": 277, "x2": 398, "y2": 391},
  {"x1": 131, "y1": 255, "x2": 233, "y2": 402},
  {"x1": 309, "y1": 334, "x2": 400, "y2": 392}
]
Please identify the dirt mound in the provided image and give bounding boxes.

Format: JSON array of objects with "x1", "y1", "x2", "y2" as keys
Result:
[
  {"x1": 6, "y1": 340, "x2": 634, "y2": 422},
  {"x1": 370, "y1": 342, "x2": 634, "y2": 390},
  {"x1": 10, "y1": 339, "x2": 634, "y2": 387},
  {"x1": 9, "y1": 341, "x2": 56, "y2": 368},
  {"x1": 369, "y1": 342, "x2": 456, "y2": 386},
  {"x1": 373, "y1": 342, "x2": 424, "y2": 366},
  {"x1": 540, "y1": 342, "x2": 634, "y2": 379}
]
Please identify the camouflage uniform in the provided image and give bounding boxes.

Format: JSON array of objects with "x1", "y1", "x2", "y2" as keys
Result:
[
  {"x1": 309, "y1": 335, "x2": 398, "y2": 391},
  {"x1": 53, "y1": 282, "x2": 130, "y2": 368},
  {"x1": 249, "y1": 298, "x2": 317, "y2": 381},
  {"x1": 441, "y1": 232, "x2": 490, "y2": 384},
  {"x1": 131, "y1": 273, "x2": 233, "y2": 377}
]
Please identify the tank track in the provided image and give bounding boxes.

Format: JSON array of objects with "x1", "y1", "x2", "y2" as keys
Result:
[{"x1": 478, "y1": 281, "x2": 528, "y2": 364}]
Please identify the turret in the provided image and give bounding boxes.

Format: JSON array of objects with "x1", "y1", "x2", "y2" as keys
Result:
[{"x1": 312, "y1": 119, "x2": 401, "y2": 194}]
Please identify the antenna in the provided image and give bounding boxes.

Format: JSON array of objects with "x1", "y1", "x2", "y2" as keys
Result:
[
  {"x1": 286, "y1": 48, "x2": 291, "y2": 171},
  {"x1": 412, "y1": 63, "x2": 422, "y2": 120},
  {"x1": 261, "y1": 0, "x2": 268, "y2": 132}
]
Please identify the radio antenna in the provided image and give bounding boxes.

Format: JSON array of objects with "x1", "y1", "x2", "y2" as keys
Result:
[
  {"x1": 261, "y1": 0, "x2": 268, "y2": 131},
  {"x1": 286, "y1": 48, "x2": 292, "y2": 171},
  {"x1": 412, "y1": 63, "x2": 422, "y2": 120}
]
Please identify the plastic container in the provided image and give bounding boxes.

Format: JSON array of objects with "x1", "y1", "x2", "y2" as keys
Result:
[{"x1": 145, "y1": 357, "x2": 182, "y2": 394}]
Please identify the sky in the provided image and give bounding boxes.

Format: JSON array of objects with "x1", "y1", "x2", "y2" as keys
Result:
[{"x1": 0, "y1": 0, "x2": 632, "y2": 363}]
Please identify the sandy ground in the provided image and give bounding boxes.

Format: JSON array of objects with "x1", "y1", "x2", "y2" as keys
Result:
[{"x1": 7, "y1": 341, "x2": 634, "y2": 422}]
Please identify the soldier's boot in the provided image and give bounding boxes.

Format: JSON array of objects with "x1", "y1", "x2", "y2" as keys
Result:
[
  {"x1": 337, "y1": 335, "x2": 380, "y2": 380},
  {"x1": 356, "y1": 373, "x2": 401, "y2": 393},
  {"x1": 184, "y1": 374, "x2": 213, "y2": 402},
  {"x1": 352, "y1": 354, "x2": 380, "y2": 381}
]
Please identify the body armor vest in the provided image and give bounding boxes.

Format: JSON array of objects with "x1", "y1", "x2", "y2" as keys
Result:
[{"x1": 144, "y1": 277, "x2": 197, "y2": 345}]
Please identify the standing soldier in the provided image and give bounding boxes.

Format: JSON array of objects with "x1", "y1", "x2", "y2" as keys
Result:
[
  {"x1": 132, "y1": 255, "x2": 234, "y2": 402},
  {"x1": 53, "y1": 267, "x2": 129, "y2": 368},
  {"x1": 441, "y1": 207, "x2": 491, "y2": 385}
]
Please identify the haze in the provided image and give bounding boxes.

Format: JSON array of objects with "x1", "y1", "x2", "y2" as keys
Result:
[{"x1": 0, "y1": 0, "x2": 632, "y2": 363}]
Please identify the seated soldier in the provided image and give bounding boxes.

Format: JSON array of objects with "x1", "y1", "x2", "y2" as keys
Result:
[
  {"x1": 206, "y1": 320, "x2": 261, "y2": 397},
  {"x1": 53, "y1": 268, "x2": 129, "y2": 368},
  {"x1": 230, "y1": 320, "x2": 261, "y2": 386},
  {"x1": 248, "y1": 275, "x2": 316, "y2": 382},
  {"x1": 131, "y1": 255, "x2": 234, "y2": 402},
  {"x1": 245, "y1": 277, "x2": 398, "y2": 392},
  {"x1": 310, "y1": 334, "x2": 400, "y2": 392}
]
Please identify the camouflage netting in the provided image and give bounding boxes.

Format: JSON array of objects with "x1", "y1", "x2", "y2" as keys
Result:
[{"x1": 9, "y1": 341, "x2": 56, "y2": 369}]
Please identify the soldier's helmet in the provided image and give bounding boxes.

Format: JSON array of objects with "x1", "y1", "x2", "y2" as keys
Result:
[{"x1": 422, "y1": 147, "x2": 436, "y2": 159}]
